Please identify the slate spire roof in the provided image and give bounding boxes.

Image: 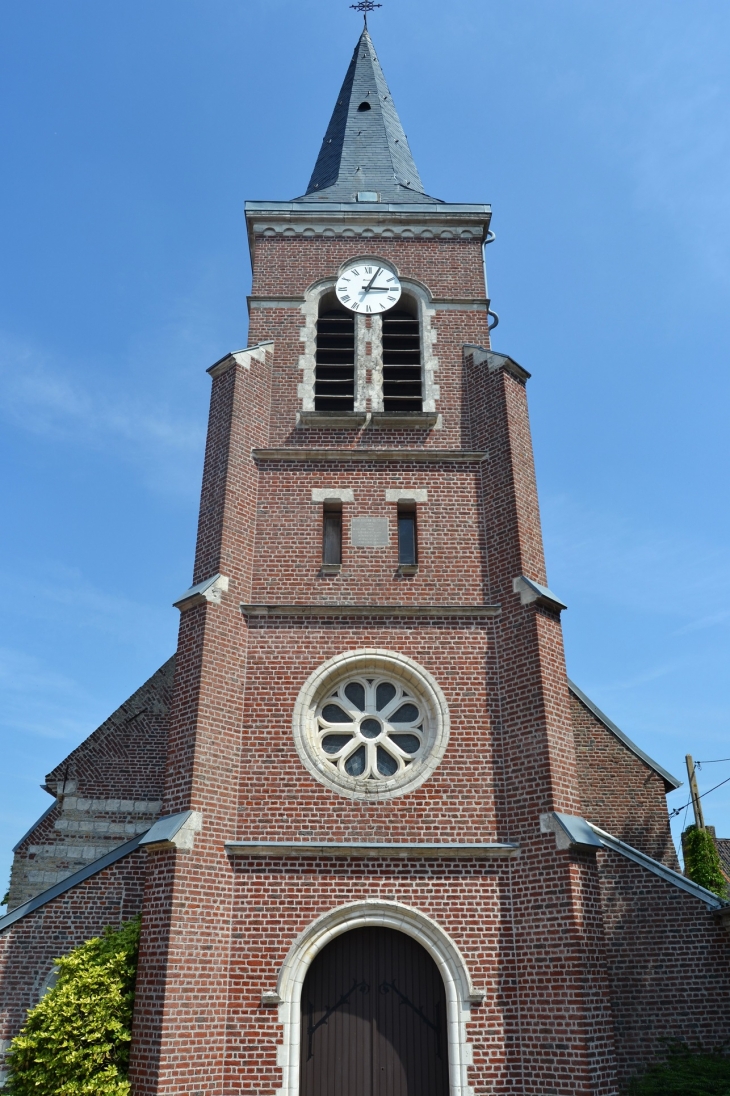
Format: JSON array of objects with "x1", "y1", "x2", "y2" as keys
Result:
[{"x1": 296, "y1": 28, "x2": 439, "y2": 204}]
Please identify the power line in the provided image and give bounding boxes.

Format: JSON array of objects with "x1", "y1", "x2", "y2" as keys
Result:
[{"x1": 669, "y1": 772, "x2": 730, "y2": 819}]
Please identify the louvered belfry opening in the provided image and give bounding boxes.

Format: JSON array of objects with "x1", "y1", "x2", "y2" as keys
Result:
[
  {"x1": 382, "y1": 308, "x2": 422, "y2": 413},
  {"x1": 301, "y1": 926, "x2": 449, "y2": 1096},
  {"x1": 315, "y1": 304, "x2": 355, "y2": 412}
]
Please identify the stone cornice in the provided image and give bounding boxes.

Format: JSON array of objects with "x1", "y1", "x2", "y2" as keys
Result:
[
  {"x1": 245, "y1": 200, "x2": 492, "y2": 259},
  {"x1": 240, "y1": 604, "x2": 500, "y2": 619},
  {"x1": 251, "y1": 448, "x2": 488, "y2": 463},
  {"x1": 225, "y1": 841, "x2": 517, "y2": 859}
]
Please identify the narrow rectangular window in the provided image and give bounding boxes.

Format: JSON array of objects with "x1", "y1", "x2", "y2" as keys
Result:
[
  {"x1": 398, "y1": 506, "x2": 417, "y2": 567},
  {"x1": 322, "y1": 505, "x2": 342, "y2": 568}
]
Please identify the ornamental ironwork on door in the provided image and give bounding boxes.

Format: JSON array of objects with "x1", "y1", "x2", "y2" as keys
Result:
[{"x1": 300, "y1": 926, "x2": 449, "y2": 1096}]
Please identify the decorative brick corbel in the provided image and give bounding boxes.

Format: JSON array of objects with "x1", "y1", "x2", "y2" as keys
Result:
[
  {"x1": 540, "y1": 812, "x2": 603, "y2": 851},
  {"x1": 139, "y1": 810, "x2": 203, "y2": 852},
  {"x1": 173, "y1": 573, "x2": 229, "y2": 612},
  {"x1": 513, "y1": 575, "x2": 567, "y2": 614}
]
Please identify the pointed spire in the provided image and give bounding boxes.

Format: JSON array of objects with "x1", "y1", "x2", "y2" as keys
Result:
[{"x1": 296, "y1": 29, "x2": 439, "y2": 204}]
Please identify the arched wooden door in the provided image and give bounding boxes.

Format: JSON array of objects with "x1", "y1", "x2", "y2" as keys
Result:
[{"x1": 300, "y1": 926, "x2": 449, "y2": 1096}]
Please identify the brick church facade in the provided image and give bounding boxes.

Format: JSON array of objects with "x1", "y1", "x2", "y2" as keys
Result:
[{"x1": 2, "y1": 27, "x2": 729, "y2": 1095}]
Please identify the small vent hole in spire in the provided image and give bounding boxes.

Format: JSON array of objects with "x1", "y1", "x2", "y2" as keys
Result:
[{"x1": 357, "y1": 102, "x2": 372, "y2": 112}]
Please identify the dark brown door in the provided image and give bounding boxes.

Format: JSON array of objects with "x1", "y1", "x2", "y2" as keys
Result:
[{"x1": 301, "y1": 926, "x2": 449, "y2": 1096}]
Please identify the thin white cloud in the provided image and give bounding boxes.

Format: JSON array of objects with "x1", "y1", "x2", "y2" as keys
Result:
[
  {"x1": 0, "y1": 646, "x2": 95, "y2": 741},
  {"x1": 544, "y1": 492, "x2": 730, "y2": 623},
  {"x1": 0, "y1": 329, "x2": 206, "y2": 494}
]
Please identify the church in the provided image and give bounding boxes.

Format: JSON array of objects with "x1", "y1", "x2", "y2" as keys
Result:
[{"x1": 1, "y1": 21, "x2": 729, "y2": 1096}]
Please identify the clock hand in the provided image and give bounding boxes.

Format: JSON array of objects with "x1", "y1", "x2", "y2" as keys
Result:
[{"x1": 363, "y1": 267, "x2": 382, "y2": 293}]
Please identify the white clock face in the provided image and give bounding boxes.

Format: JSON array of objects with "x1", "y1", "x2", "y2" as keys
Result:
[{"x1": 335, "y1": 263, "x2": 402, "y2": 314}]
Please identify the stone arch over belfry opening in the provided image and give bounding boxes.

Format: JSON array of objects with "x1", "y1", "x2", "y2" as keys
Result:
[{"x1": 270, "y1": 901, "x2": 480, "y2": 1096}]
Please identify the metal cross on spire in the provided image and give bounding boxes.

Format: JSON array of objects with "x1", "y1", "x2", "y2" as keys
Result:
[{"x1": 350, "y1": 0, "x2": 382, "y2": 28}]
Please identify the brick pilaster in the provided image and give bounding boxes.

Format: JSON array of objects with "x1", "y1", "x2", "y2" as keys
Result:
[{"x1": 129, "y1": 351, "x2": 273, "y2": 1093}]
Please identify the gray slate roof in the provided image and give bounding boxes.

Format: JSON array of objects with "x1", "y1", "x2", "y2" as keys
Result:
[{"x1": 296, "y1": 28, "x2": 439, "y2": 204}]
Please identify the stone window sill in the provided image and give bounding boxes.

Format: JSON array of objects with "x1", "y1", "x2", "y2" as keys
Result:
[
  {"x1": 397, "y1": 564, "x2": 419, "y2": 575},
  {"x1": 320, "y1": 564, "x2": 342, "y2": 575},
  {"x1": 297, "y1": 411, "x2": 438, "y2": 430}
]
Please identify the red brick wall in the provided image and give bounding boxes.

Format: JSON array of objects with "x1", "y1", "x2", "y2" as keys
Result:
[
  {"x1": 249, "y1": 236, "x2": 486, "y2": 301},
  {"x1": 597, "y1": 848, "x2": 730, "y2": 1084},
  {"x1": 251, "y1": 462, "x2": 486, "y2": 604},
  {"x1": 45, "y1": 657, "x2": 174, "y2": 801},
  {"x1": 571, "y1": 693, "x2": 678, "y2": 867}
]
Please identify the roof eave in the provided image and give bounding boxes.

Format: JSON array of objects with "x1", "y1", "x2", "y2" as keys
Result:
[
  {"x1": 243, "y1": 200, "x2": 492, "y2": 265},
  {"x1": 568, "y1": 678, "x2": 682, "y2": 792}
]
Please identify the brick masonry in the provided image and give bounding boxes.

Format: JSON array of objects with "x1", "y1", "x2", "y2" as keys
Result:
[
  {"x1": 1, "y1": 193, "x2": 729, "y2": 1096},
  {"x1": 571, "y1": 691, "x2": 678, "y2": 868}
]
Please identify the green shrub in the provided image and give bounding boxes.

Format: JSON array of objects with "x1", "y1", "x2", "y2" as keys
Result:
[
  {"x1": 6, "y1": 918, "x2": 140, "y2": 1095},
  {"x1": 627, "y1": 1040, "x2": 730, "y2": 1096},
  {"x1": 683, "y1": 826, "x2": 728, "y2": 898}
]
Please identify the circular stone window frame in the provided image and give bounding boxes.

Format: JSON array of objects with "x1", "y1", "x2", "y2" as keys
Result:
[{"x1": 292, "y1": 649, "x2": 450, "y2": 800}]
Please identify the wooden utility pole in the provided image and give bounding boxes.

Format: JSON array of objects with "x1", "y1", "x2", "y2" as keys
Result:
[{"x1": 686, "y1": 754, "x2": 705, "y2": 829}]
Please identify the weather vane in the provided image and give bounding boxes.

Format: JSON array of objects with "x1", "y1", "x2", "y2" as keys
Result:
[{"x1": 350, "y1": 0, "x2": 382, "y2": 27}]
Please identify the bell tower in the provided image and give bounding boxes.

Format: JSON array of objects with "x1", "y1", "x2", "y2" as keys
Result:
[{"x1": 128, "y1": 25, "x2": 619, "y2": 1096}]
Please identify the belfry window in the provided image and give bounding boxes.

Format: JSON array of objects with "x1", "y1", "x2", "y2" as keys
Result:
[
  {"x1": 315, "y1": 304, "x2": 355, "y2": 412},
  {"x1": 382, "y1": 308, "x2": 422, "y2": 413}
]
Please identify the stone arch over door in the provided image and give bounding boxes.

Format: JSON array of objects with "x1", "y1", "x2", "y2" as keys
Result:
[{"x1": 271, "y1": 899, "x2": 481, "y2": 1096}]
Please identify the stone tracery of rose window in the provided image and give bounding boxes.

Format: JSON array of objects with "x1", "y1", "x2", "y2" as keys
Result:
[{"x1": 316, "y1": 677, "x2": 424, "y2": 782}]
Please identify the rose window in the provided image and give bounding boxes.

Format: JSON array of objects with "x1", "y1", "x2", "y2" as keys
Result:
[
  {"x1": 293, "y1": 650, "x2": 450, "y2": 800},
  {"x1": 317, "y1": 677, "x2": 424, "y2": 781}
]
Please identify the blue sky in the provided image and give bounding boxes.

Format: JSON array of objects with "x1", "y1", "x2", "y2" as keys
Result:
[{"x1": 1, "y1": 0, "x2": 729, "y2": 894}]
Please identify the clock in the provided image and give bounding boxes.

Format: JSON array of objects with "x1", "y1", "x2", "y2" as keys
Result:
[{"x1": 335, "y1": 263, "x2": 402, "y2": 314}]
